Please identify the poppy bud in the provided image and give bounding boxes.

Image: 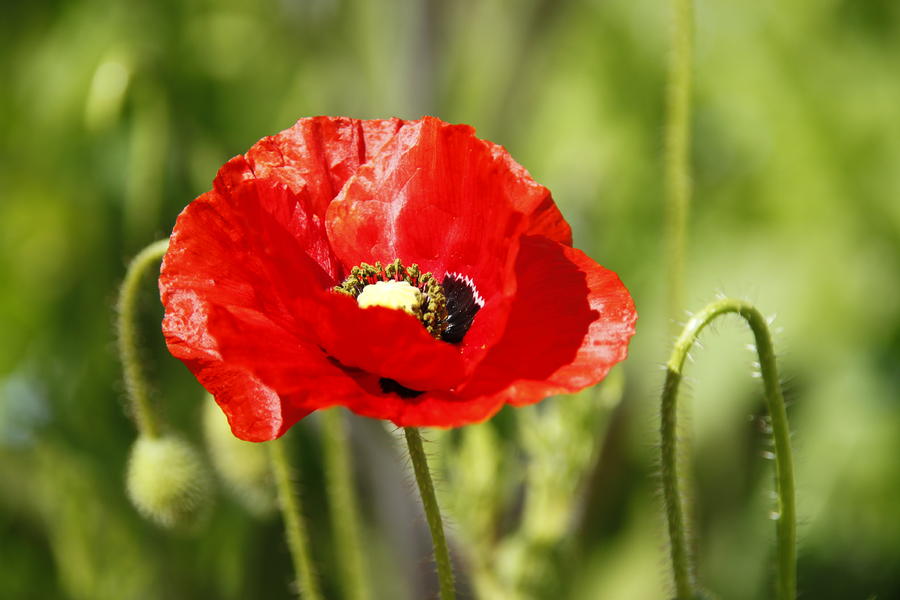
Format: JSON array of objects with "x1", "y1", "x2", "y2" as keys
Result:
[
  {"x1": 126, "y1": 434, "x2": 212, "y2": 529},
  {"x1": 85, "y1": 54, "x2": 131, "y2": 131},
  {"x1": 202, "y1": 396, "x2": 275, "y2": 516}
]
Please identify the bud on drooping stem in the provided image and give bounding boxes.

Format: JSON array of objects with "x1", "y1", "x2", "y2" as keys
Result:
[{"x1": 126, "y1": 435, "x2": 212, "y2": 529}]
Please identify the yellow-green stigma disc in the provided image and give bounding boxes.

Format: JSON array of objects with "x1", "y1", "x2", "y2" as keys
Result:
[{"x1": 356, "y1": 280, "x2": 423, "y2": 316}]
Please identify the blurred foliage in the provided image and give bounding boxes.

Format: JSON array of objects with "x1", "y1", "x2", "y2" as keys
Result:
[{"x1": 1, "y1": 0, "x2": 899, "y2": 598}]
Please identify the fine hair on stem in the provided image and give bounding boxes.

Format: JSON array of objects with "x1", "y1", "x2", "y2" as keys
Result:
[
  {"x1": 660, "y1": 298, "x2": 796, "y2": 600},
  {"x1": 116, "y1": 238, "x2": 170, "y2": 437}
]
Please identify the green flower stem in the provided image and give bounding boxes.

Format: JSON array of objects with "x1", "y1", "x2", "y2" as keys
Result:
[
  {"x1": 660, "y1": 298, "x2": 797, "y2": 600},
  {"x1": 269, "y1": 437, "x2": 323, "y2": 600},
  {"x1": 322, "y1": 408, "x2": 370, "y2": 600},
  {"x1": 403, "y1": 427, "x2": 456, "y2": 600},
  {"x1": 664, "y1": 0, "x2": 694, "y2": 330},
  {"x1": 116, "y1": 238, "x2": 170, "y2": 438}
]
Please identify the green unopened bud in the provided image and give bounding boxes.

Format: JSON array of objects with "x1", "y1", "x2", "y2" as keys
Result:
[
  {"x1": 126, "y1": 434, "x2": 212, "y2": 529},
  {"x1": 202, "y1": 396, "x2": 275, "y2": 516}
]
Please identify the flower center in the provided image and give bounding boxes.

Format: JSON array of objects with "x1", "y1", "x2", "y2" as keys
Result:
[
  {"x1": 334, "y1": 259, "x2": 484, "y2": 345},
  {"x1": 334, "y1": 259, "x2": 448, "y2": 338}
]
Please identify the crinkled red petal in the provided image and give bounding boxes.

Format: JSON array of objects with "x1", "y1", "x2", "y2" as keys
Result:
[
  {"x1": 325, "y1": 117, "x2": 558, "y2": 371},
  {"x1": 343, "y1": 377, "x2": 507, "y2": 428},
  {"x1": 161, "y1": 179, "x2": 340, "y2": 331},
  {"x1": 480, "y1": 139, "x2": 573, "y2": 246},
  {"x1": 338, "y1": 237, "x2": 635, "y2": 428},
  {"x1": 213, "y1": 115, "x2": 571, "y2": 245},
  {"x1": 160, "y1": 179, "x2": 360, "y2": 439},
  {"x1": 215, "y1": 116, "x2": 405, "y2": 218},
  {"x1": 297, "y1": 292, "x2": 469, "y2": 392},
  {"x1": 460, "y1": 235, "x2": 637, "y2": 405},
  {"x1": 164, "y1": 299, "x2": 367, "y2": 441}
]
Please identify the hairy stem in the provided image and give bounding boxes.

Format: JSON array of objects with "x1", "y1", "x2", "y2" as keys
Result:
[
  {"x1": 664, "y1": 0, "x2": 694, "y2": 331},
  {"x1": 404, "y1": 427, "x2": 455, "y2": 600},
  {"x1": 116, "y1": 238, "x2": 169, "y2": 438},
  {"x1": 322, "y1": 409, "x2": 370, "y2": 600},
  {"x1": 660, "y1": 298, "x2": 796, "y2": 600},
  {"x1": 269, "y1": 437, "x2": 323, "y2": 600}
]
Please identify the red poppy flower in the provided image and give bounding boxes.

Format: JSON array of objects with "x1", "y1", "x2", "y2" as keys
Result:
[{"x1": 160, "y1": 116, "x2": 636, "y2": 442}]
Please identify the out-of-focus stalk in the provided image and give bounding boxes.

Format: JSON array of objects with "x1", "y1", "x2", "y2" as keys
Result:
[
  {"x1": 322, "y1": 408, "x2": 370, "y2": 600},
  {"x1": 269, "y1": 437, "x2": 323, "y2": 600},
  {"x1": 664, "y1": 0, "x2": 694, "y2": 332}
]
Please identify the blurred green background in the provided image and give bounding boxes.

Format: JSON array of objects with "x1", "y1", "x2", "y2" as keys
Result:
[{"x1": 2, "y1": 0, "x2": 899, "y2": 598}]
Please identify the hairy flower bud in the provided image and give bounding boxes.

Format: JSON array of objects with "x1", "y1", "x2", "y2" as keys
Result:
[
  {"x1": 126, "y1": 434, "x2": 212, "y2": 529},
  {"x1": 202, "y1": 396, "x2": 275, "y2": 516}
]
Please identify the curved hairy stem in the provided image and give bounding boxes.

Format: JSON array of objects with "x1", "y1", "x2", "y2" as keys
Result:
[
  {"x1": 660, "y1": 298, "x2": 796, "y2": 600},
  {"x1": 269, "y1": 437, "x2": 323, "y2": 600},
  {"x1": 322, "y1": 409, "x2": 370, "y2": 600},
  {"x1": 116, "y1": 238, "x2": 170, "y2": 437},
  {"x1": 664, "y1": 0, "x2": 694, "y2": 331},
  {"x1": 404, "y1": 427, "x2": 456, "y2": 600}
]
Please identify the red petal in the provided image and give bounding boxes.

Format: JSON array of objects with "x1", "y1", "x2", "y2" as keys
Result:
[
  {"x1": 161, "y1": 179, "x2": 339, "y2": 334},
  {"x1": 481, "y1": 139, "x2": 572, "y2": 245},
  {"x1": 337, "y1": 237, "x2": 634, "y2": 428},
  {"x1": 160, "y1": 179, "x2": 356, "y2": 440},
  {"x1": 457, "y1": 235, "x2": 636, "y2": 406},
  {"x1": 215, "y1": 116, "x2": 405, "y2": 218},
  {"x1": 326, "y1": 118, "x2": 558, "y2": 280},
  {"x1": 325, "y1": 117, "x2": 562, "y2": 368},
  {"x1": 299, "y1": 292, "x2": 469, "y2": 392},
  {"x1": 343, "y1": 380, "x2": 507, "y2": 428},
  {"x1": 163, "y1": 299, "x2": 364, "y2": 441}
]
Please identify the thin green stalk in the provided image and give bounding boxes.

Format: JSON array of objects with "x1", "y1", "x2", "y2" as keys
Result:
[
  {"x1": 322, "y1": 408, "x2": 370, "y2": 600},
  {"x1": 660, "y1": 298, "x2": 797, "y2": 600},
  {"x1": 269, "y1": 437, "x2": 323, "y2": 600},
  {"x1": 664, "y1": 0, "x2": 694, "y2": 331},
  {"x1": 116, "y1": 238, "x2": 170, "y2": 438},
  {"x1": 404, "y1": 427, "x2": 455, "y2": 600}
]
